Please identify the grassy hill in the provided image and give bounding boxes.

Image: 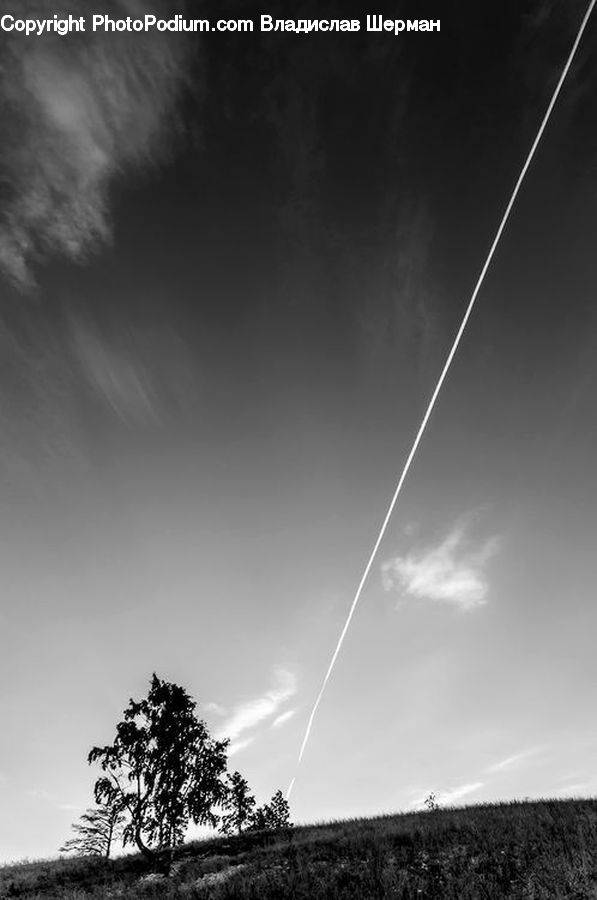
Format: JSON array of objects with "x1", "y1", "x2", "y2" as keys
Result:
[{"x1": 2, "y1": 798, "x2": 597, "y2": 899}]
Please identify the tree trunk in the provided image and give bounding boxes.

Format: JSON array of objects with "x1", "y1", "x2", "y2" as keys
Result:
[
  {"x1": 105, "y1": 819, "x2": 113, "y2": 859},
  {"x1": 135, "y1": 828, "x2": 157, "y2": 864},
  {"x1": 135, "y1": 829, "x2": 174, "y2": 875}
]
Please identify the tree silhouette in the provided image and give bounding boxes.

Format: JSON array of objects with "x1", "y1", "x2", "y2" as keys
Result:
[
  {"x1": 268, "y1": 789, "x2": 292, "y2": 828},
  {"x1": 88, "y1": 674, "x2": 229, "y2": 867},
  {"x1": 424, "y1": 792, "x2": 439, "y2": 811},
  {"x1": 249, "y1": 789, "x2": 292, "y2": 831},
  {"x1": 60, "y1": 803, "x2": 124, "y2": 858},
  {"x1": 219, "y1": 771, "x2": 256, "y2": 835},
  {"x1": 249, "y1": 805, "x2": 269, "y2": 831}
]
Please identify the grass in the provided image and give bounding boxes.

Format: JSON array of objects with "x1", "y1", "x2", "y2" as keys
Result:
[{"x1": 2, "y1": 798, "x2": 597, "y2": 898}]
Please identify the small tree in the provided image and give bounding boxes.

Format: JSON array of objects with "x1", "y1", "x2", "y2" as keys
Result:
[
  {"x1": 219, "y1": 771, "x2": 256, "y2": 835},
  {"x1": 249, "y1": 789, "x2": 292, "y2": 831},
  {"x1": 88, "y1": 674, "x2": 229, "y2": 867},
  {"x1": 267, "y1": 789, "x2": 292, "y2": 829},
  {"x1": 248, "y1": 805, "x2": 269, "y2": 832},
  {"x1": 424, "y1": 792, "x2": 439, "y2": 811},
  {"x1": 60, "y1": 802, "x2": 124, "y2": 858}
]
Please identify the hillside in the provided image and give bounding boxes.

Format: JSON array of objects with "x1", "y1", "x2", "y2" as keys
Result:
[{"x1": 2, "y1": 798, "x2": 597, "y2": 899}]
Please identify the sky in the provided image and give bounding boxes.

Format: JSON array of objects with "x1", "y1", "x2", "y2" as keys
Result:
[{"x1": 1, "y1": 0, "x2": 597, "y2": 863}]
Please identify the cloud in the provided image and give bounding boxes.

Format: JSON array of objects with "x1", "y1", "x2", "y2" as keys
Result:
[
  {"x1": 486, "y1": 749, "x2": 538, "y2": 774},
  {"x1": 216, "y1": 668, "x2": 296, "y2": 742},
  {"x1": 0, "y1": 0, "x2": 190, "y2": 289},
  {"x1": 71, "y1": 322, "x2": 160, "y2": 425},
  {"x1": 27, "y1": 789, "x2": 82, "y2": 811},
  {"x1": 409, "y1": 782, "x2": 484, "y2": 811},
  {"x1": 204, "y1": 701, "x2": 226, "y2": 717},
  {"x1": 271, "y1": 709, "x2": 296, "y2": 729},
  {"x1": 26, "y1": 788, "x2": 55, "y2": 804},
  {"x1": 68, "y1": 313, "x2": 200, "y2": 426},
  {"x1": 382, "y1": 524, "x2": 500, "y2": 611},
  {"x1": 437, "y1": 782, "x2": 484, "y2": 806},
  {"x1": 227, "y1": 738, "x2": 255, "y2": 758}
]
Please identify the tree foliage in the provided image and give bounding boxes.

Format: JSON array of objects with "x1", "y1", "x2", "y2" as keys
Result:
[
  {"x1": 268, "y1": 790, "x2": 292, "y2": 828},
  {"x1": 249, "y1": 805, "x2": 269, "y2": 831},
  {"x1": 219, "y1": 771, "x2": 256, "y2": 836},
  {"x1": 60, "y1": 803, "x2": 124, "y2": 858},
  {"x1": 88, "y1": 674, "x2": 228, "y2": 862},
  {"x1": 424, "y1": 792, "x2": 439, "y2": 811},
  {"x1": 250, "y1": 789, "x2": 293, "y2": 831}
]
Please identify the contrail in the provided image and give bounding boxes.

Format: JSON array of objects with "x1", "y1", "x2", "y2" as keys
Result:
[{"x1": 287, "y1": 0, "x2": 596, "y2": 801}]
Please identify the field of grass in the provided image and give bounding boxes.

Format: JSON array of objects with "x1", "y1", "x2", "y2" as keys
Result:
[{"x1": 2, "y1": 798, "x2": 597, "y2": 899}]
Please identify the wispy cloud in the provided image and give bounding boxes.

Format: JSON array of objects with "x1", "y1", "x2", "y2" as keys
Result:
[
  {"x1": 68, "y1": 314, "x2": 199, "y2": 427},
  {"x1": 409, "y1": 781, "x2": 485, "y2": 810},
  {"x1": 227, "y1": 738, "x2": 255, "y2": 758},
  {"x1": 486, "y1": 749, "x2": 538, "y2": 774},
  {"x1": 437, "y1": 782, "x2": 485, "y2": 806},
  {"x1": 205, "y1": 701, "x2": 227, "y2": 717},
  {"x1": 382, "y1": 523, "x2": 500, "y2": 611},
  {"x1": 71, "y1": 321, "x2": 160, "y2": 425},
  {"x1": 0, "y1": 0, "x2": 190, "y2": 288},
  {"x1": 272, "y1": 709, "x2": 296, "y2": 729},
  {"x1": 216, "y1": 668, "x2": 297, "y2": 742},
  {"x1": 28, "y1": 788, "x2": 88, "y2": 812},
  {"x1": 26, "y1": 788, "x2": 54, "y2": 803}
]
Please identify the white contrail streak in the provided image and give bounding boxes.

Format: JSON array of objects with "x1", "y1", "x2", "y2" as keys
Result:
[{"x1": 287, "y1": 0, "x2": 596, "y2": 801}]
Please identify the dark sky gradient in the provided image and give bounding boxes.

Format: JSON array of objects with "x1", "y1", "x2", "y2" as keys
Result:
[{"x1": 1, "y1": 0, "x2": 597, "y2": 861}]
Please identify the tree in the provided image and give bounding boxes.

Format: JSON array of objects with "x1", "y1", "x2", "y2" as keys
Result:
[
  {"x1": 424, "y1": 792, "x2": 439, "y2": 811},
  {"x1": 219, "y1": 771, "x2": 256, "y2": 836},
  {"x1": 267, "y1": 789, "x2": 292, "y2": 829},
  {"x1": 88, "y1": 674, "x2": 229, "y2": 866},
  {"x1": 60, "y1": 802, "x2": 125, "y2": 858},
  {"x1": 248, "y1": 805, "x2": 269, "y2": 831},
  {"x1": 249, "y1": 789, "x2": 292, "y2": 831}
]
